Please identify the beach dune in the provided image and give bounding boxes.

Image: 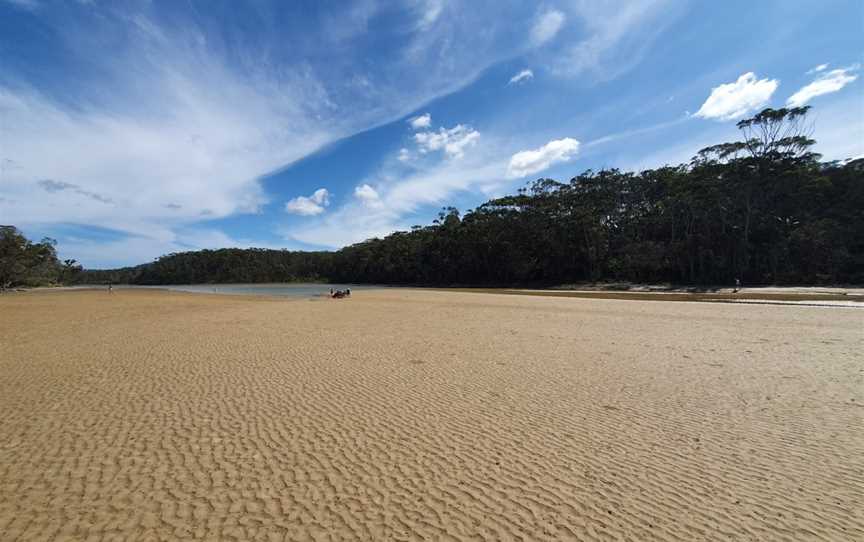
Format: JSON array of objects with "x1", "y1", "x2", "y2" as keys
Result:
[{"x1": 1, "y1": 289, "x2": 862, "y2": 540}]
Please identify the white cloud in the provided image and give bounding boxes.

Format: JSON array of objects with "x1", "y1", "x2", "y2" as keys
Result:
[
  {"x1": 285, "y1": 188, "x2": 331, "y2": 216},
  {"x1": 414, "y1": 124, "x2": 480, "y2": 158},
  {"x1": 508, "y1": 69, "x2": 534, "y2": 85},
  {"x1": 507, "y1": 138, "x2": 580, "y2": 178},
  {"x1": 354, "y1": 184, "x2": 383, "y2": 208},
  {"x1": 807, "y1": 63, "x2": 829, "y2": 74},
  {"x1": 409, "y1": 113, "x2": 432, "y2": 129},
  {"x1": 787, "y1": 67, "x2": 858, "y2": 107},
  {"x1": 531, "y1": 8, "x2": 565, "y2": 46},
  {"x1": 0, "y1": 1, "x2": 698, "y2": 266},
  {"x1": 1, "y1": 3, "x2": 554, "y2": 267},
  {"x1": 695, "y1": 72, "x2": 779, "y2": 121},
  {"x1": 397, "y1": 148, "x2": 412, "y2": 162},
  {"x1": 0, "y1": 8, "x2": 345, "y2": 241}
]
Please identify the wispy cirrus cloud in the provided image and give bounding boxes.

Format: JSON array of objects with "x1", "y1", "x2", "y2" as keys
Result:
[
  {"x1": 530, "y1": 8, "x2": 565, "y2": 46},
  {"x1": 550, "y1": 0, "x2": 685, "y2": 81}
]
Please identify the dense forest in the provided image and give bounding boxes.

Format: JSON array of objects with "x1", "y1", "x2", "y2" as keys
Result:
[
  {"x1": 0, "y1": 226, "x2": 82, "y2": 288},
  {"x1": 3, "y1": 106, "x2": 863, "y2": 289}
]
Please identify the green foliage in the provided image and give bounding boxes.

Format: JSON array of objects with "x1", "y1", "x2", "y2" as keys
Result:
[{"x1": 0, "y1": 226, "x2": 63, "y2": 287}]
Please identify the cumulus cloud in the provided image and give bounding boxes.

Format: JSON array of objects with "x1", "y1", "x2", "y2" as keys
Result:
[
  {"x1": 507, "y1": 138, "x2": 580, "y2": 178},
  {"x1": 354, "y1": 184, "x2": 383, "y2": 208},
  {"x1": 695, "y1": 72, "x2": 778, "y2": 121},
  {"x1": 508, "y1": 69, "x2": 534, "y2": 85},
  {"x1": 409, "y1": 113, "x2": 432, "y2": 129},
  {"x1": 807, "y1": 63, "x2": 829, "y2": 74},
  {"x1": 285, "y1": 188, "x2": 331, "y2": 216},
  {"x1": 787, "y1": 67, "x2": 858, "y2": 107},
  {"x1": 531, "y1": 8, "x2": 565, "y2": 46},
  {"x1": 414, "y1": 124, "x2": 480, "y2": 158}
]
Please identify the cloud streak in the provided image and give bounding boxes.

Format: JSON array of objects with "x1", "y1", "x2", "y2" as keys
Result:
[
  {"x1": 551, "y1": 0, "x2": 684, "y2": 81},
  {"x1": 37, "y1": 179, "x2": 114, "y2": 204},
  {"x1": 787, "y1": 66, "x2": 858, "y2": 107},
  {"x1": 508, "y1": 69, "x2": 534, "y2": 85}
]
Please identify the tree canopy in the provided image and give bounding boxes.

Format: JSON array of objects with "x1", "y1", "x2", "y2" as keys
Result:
[{"x1": 0, "y1": 226, "x2": 79, "y2": 288}]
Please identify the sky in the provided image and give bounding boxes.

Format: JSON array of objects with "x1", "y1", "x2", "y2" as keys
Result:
[{"x1": 1, "y1": 0, "x2": 862, "y2": 268}]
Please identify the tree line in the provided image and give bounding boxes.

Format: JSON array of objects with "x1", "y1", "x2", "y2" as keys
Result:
[{"x1": 3, "y1": 106, "x2": 863, "y2": 288}]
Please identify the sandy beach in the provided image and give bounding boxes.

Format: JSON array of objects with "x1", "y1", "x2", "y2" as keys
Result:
[{"x1": 1, "y1": 289, "x2": 862, "y2": 541}]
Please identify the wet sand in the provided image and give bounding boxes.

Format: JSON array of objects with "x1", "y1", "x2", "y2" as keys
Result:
[{"x1": 1, "y1": 289, "x2": 862, "y2": 540}]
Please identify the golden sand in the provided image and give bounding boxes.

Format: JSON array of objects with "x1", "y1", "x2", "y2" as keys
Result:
[{"x1": 1, "y1": 289, "x2": 862, "y2": 540}]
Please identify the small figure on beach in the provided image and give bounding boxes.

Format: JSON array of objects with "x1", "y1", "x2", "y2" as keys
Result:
[
  {"x1": 733, "y1": 278, "x2": 740, "y2": 293},
  {"x1": 108, "y1": 283, "x2": 113, "y2": 294},
  {"x1": 329, "y1": 288, "x2": 351, "y2": 299}
]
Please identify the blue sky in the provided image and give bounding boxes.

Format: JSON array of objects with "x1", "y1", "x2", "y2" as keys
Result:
[{"x1": 1, "y1": 0, "x2": 862, "y2": 268}]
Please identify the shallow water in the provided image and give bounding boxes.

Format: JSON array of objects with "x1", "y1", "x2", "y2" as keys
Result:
[{"x1": 106, "y1": 283, "x2": 378, "y2": 298}]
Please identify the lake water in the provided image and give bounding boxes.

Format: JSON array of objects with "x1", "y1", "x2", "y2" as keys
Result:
[{"x1": 108, "y1": 283, "x2": 380, "y2": 298}]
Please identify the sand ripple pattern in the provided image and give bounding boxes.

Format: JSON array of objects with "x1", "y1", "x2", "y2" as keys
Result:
[{"x1": 1, "y1": 289, "x2": 862, "y2": 541}]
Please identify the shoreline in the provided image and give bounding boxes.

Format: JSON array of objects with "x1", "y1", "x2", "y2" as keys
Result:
[
  {"x1": 14, "y1": 282, "x2": 864, "y2": 307},
  {"x1": 434, "y1": 287, "x2": 864, "y2": 307}
]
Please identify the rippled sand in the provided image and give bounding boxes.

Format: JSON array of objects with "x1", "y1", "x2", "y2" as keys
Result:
[{"x1": 1, "y1": 289, "x2": 862, "y2": 540}]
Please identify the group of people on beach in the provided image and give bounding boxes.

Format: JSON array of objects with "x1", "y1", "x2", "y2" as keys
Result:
[{"x1": 329, "y1": 287, "x2": 351, "y2": 299}]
